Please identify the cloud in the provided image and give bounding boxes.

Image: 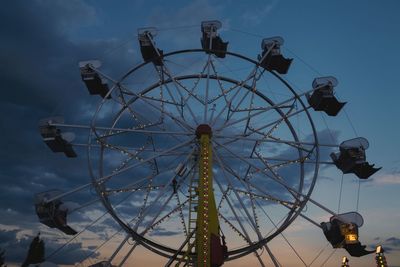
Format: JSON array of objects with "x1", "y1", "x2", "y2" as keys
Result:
[
  {"x1": 369, "y1": 236, "x2": 400, "y2": 254},
  {"x1": 148, "y1": 227, "x2": 180, "y2": 237},
  {"x1": 369, "y1": 173, "x2": 400, "y2": 185},
  {"x1": 146, "y1": 0, "x2": 228, "y2": 48},
  {"x1": 0, "y1": 229, "x2": 98, "y2": 265},
  {"x1": 241, "y1": 0, "x2": 278, "y2": 26},
  {"x1": 386, "y1": 237, "x2": 400, "y2": 250}
]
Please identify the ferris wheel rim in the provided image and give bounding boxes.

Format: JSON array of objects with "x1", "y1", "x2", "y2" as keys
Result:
[{"x1": 84, "y1": 47, "x2": 322, "y2": 259}]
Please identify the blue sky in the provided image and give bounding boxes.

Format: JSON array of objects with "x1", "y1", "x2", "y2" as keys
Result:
[{"x1": 0, "y1": 1, "x2": 399, "y2": 266}]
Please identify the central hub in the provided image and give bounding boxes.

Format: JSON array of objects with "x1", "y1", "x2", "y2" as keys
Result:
[{"x1": 196, "y1": 124, "x2": 212, "y2": 139}]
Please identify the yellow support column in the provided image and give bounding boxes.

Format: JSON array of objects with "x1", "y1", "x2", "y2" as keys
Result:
[{"x1": 195, "y1": 124, "x2": 221, "y2": 267}]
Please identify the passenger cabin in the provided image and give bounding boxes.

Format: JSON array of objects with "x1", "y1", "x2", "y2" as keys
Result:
[
  {"x1": 320, "y1": 212, "x2": 373, "y2": 257},
  {"x1": 258, "y1": 36, "x2": 292, "y2": 74},
  {"x1": 138, "y1": 28, "x2": 163, "y2": 66},
  {"x1": 79, "y1": 60, "x2": 110, "y2": 99},
  {"x1": 331, "y1": 137, "x2": 381, "y2": 179},
  {"x1": 201, "y1": 20, "x2": 228, "y2": 58},
  {"x1": 306, "y1": 76, "x2": 346, "y2": 116},
  {"x1": 39, "y1": 117, "x2": 77, "y2": 158},
  {"x1": 34, "y1": 190, "x2": 77, "y2": 235}
]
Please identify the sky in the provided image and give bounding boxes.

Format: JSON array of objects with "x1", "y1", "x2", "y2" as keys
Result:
[{"x1": 1, "y1": 0, "x2": 400, "y2": 266}]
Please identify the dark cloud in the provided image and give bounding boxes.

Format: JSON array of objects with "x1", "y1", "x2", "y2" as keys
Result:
[
  {"x1": 368, "y1": 236, "x2": 400, "y2": 254},
  {"x1": 148, "y1": 227, "x2": 180, "y2": 237},
  {"x1": 384, "y1": 237, "x2": 400, "y2": 253},
  {"x1": 0, "y1": 0, "x2": 137, "y2": 232},
  {"x1": 0, "y1": 229, "x2": 98, "y2": 265}
]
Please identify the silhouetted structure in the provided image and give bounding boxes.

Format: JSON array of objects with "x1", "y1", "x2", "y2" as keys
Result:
[
  {"x1": 341, "y1": 256, "x2": 349, "y2": 267},
  {"x1": 0, "y1": 248, "x2": 6, "y2": 267},
  {"x1": 22, "y1": 234, "x2": 45, "y2": 267},
  {"x1": 375, "y1": 245, "x2": 388, "y2": 267}
]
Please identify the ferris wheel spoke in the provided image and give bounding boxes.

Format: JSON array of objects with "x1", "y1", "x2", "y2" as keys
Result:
[
  {"x1": 96, "y1": 69, "x2": 194, "y2": 132},
  {"x1": 253, "y1": 150, "x2": 308, "y2": 203},
  {"x1": 280, "y1": 202, "x2": 322, "y2": 228},
  {"x1": 208, "y1": 60, "x2": 230, "y2": 108},
  {"x1": 213, "y1": 81, "x2": 319, "y2": 134},
  {"x1": 120, "y1": 196, "x2": 191, "y2": 266},
  {"x1": 105, "y1": 184, "x2": 163, "y2": 196},
  {"x1": 159, "y1": 65, "x2": 200, "y2": 125},
  {"x1": 213, "y1": 102, "x2": 295, "y2": 149},
  {"x1": 210, "y1": 67, "x2": 259, "y2": 127},
  {"x1": 224, "y1": 66, "x2": 263, "y2": 120},
  {"x1": 214, "y1": 176, "x2": 256, "y2": 244},
  {"x1": 242, "y1": 69, "x2": 267, "y2": 129},
  {"x1": 117, "y1": 88, "x2": 171, "y2": 136},
  {"x1": 214, "y1": 149, "x2": 270, "y2": 241},
  {"x1": 164, "y1": 229, "x2": 196, "y2": 267},
  {"x1": 51, "y1": 122, "x2": 192, "y2": 137},
  {"x1": 173, "y1": 191, "x2": 189, "y2": 238},
  {"x1": 214, "y1": 134, "x2": 337, "y2": 150},
  {"x1": 213, "y1": 139, "x2": 308, "y2": 203},
  {"x1": 157, "y1": 73, "x2": 190, "y2": 124},
  {"x1": 139, "y1": 93, "x2": 182, "y2": 106},
  {"x1": 81, "y1": 228, "x2": 124, "y2": 265},
  {"x1": 104, "y1": 167, "x2": 175, "y2": 196},
  {"x1": 79, "y1": 143, "x2": 192, "y2": 156},
  {"x1": 214, "y1": 144, "x2": 265, "y2": 234},
  {"x1": 164, "y1": 73, "x2": 206, "y2": 106},
  {"x1": 235, "y1": 188, "x2": 297, "y2": 207},
  {"x1": 251, "y1": 102, "x2": 295, "y2": 136},
  {"x1": 218, "y1": 213, "x2": 250, "y2": 245},
  {"x1": 219, "y1": 212, "x2": 267, "y2": 267},
  {"x1": 108, "y1": 234, "x2": 131, "y2": 264},
  {"x1": 204, "y1": 55, "x2": 212, "y2": 123},
  {"x1": 146, "y1": 197, "x2": 190, "y2": 235},
  {"x1": 215, "y1": 154, "x2": 299, "y2": 206},
  {"x1": 97, "y1": 142, "x2": 152, "y2": 174},
  {"x1": 128, "y1": 149, "x2": 195, "y2": 230},
  {"x1": 107, "y1": 179, "x2": 163, "y2": 264},
  {"x1": 115, "y1": 193, "x2": 177, "y2": 267},
  {"x1": 254, "y1": 199, "x2": 308, "y2": 267},
  {"x1": 215, "y1": 101, "x2": 311, "y2": 136},
  {"x1": 48, "y1": 178, "x2": 145, "y2": 263},
  {"x1": 95, "y1": 139, "x2": 194, "y2": 184}
]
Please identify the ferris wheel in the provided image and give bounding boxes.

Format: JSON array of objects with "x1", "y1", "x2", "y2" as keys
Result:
[{"x1": 35, "y1": 20, "x2": 381, "y2": 267}]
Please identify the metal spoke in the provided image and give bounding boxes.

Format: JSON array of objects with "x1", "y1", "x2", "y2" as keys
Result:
[
  {"x1": 95, "y1": 139, "x2": 194, "y2": 184},
  {"x1": 94, "y1": 68, "x2": 194, "y2": 131}
]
